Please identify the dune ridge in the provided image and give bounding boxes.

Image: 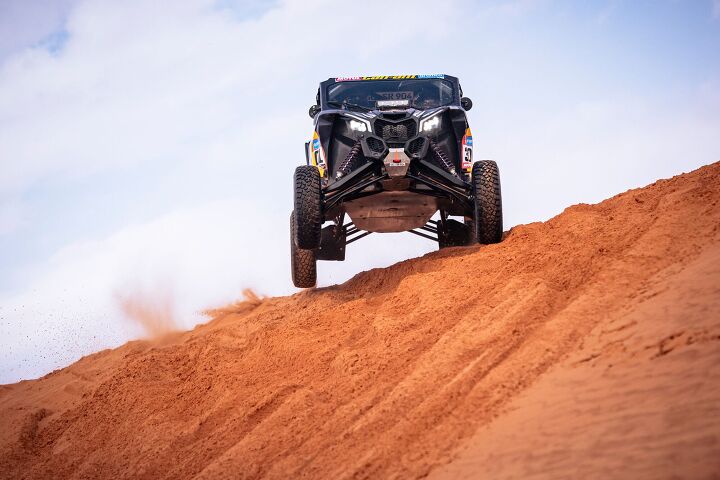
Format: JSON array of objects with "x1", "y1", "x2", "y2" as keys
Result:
[{"x1": 1, "y1": 162, "x2": 719, "y2": 479}]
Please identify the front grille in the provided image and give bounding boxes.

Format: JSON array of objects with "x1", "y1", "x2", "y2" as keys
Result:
[
  {"x1": 383, "y1": 123, "x2": 408, "y2": 139},
  {"x1": 407, "y1": 137, "x2": 425, "y2": 155},
  {"x1": 375, "y1": 119, "x2": 417, "y2": 141},
  {"x1": 366, "y1": 137, "x2": 385, "y2": 153}
]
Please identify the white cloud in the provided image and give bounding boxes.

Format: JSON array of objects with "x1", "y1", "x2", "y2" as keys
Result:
[
  {"x1": 0, "y1": 198, "x2": 27, "y2": 236},
  {"x1": 0, "y1": 0, "x2": 457, "y2": 195}
]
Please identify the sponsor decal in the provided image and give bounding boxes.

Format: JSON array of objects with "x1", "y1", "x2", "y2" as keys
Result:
[
  {"x1": 461, "y1": 127, "x2": 473, "y2": 171},
  {"x1": 311, "y1": 131, "x2": 326, "y2": 176},
  {"x1": 334, "y1": 74, "x2": 446, "y2": 82}
]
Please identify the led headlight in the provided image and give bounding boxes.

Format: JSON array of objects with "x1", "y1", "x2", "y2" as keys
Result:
[
  {"x1": 420, "y1": 114, "x2": 441, "y2": 132},
  {"x1": 349, "y1": 119, "x2": 368, "y2": 132}
]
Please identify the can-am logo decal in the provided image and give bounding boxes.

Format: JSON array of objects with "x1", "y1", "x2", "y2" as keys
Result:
[{"x1": 335, "y1": 74, "x2": 445, "y2": 82}]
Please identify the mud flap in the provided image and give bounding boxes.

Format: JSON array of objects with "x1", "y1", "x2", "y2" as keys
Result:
[
  {"x1": 438, "y1": 219, "x2": 471, "y2": 248},
  {"x1": 316, "y1": 224, "x2": 346, "y2": 261}
]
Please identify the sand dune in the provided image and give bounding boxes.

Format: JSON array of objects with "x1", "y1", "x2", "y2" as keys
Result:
[{"x1": 1, "y1": 162, "x2": 718, "y2": 479}]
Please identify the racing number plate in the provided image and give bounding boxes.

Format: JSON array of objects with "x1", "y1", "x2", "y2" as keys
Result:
[{"x1": 378, "y1": 91, "x2": 414, "y2": 101}]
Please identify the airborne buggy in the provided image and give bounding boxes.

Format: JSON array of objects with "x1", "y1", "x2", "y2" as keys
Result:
[{"x1": 291, "y1": 74, "x2": 503, "y2": 288}]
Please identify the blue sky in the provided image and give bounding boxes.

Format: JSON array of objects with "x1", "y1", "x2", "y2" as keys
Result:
[{"x1": 0, "y1": 0, "x2": 718, "y2": 383}]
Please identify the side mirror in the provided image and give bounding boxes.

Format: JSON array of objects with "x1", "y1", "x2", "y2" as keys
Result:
[
  {"x1": 461, "y1": 97, "x2": 473, "y2": 111},
  {"x1": 309, "y1": 105, "x2": 321, "y2": 118}
]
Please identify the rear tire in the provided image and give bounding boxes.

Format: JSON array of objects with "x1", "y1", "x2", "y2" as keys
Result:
[
  {"x1": 471, "y1": 160, "x2": 503, "y2": 244},
  {"x1": 290, "y1": 213, "x2": 316, "y2": 288},
  {"x1": 294, "y1": 166, "x2": 322, "y2": 249}
]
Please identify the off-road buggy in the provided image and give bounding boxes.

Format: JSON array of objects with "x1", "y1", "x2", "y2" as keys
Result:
[{"x1": 291, "y1": 74, "x2": 502, "y2": 287}]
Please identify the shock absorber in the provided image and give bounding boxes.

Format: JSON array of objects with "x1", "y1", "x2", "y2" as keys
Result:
[
  {"x1": 336, "y1": 140, "x2": 363, "y2": 179},
  {"x1": 430, "y1": 141, "x2": 457, "y2": 176}
]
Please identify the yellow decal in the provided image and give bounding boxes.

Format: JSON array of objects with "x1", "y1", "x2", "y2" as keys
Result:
[{"x1": 311, "y1": 131, "x2": 326, "y2": 177}]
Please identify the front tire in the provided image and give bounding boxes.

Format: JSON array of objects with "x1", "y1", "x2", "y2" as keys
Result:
[
  {"x1": 471, "y1": 160, "x2": 503, "y2": 244},
  {"x1": 293, "y1": 166, "x2": 322, "y2": 249},
  {"x1": 290, "y1": 212, "x2": 317, "y2": 288}
]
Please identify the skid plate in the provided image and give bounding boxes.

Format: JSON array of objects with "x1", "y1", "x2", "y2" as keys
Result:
[{"x1": 344, "y1": 191, "x2": 438, "y2": 233}]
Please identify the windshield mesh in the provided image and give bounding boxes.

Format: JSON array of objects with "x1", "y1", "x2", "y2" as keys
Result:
[{"x1": 326, "y1": 79, "x2": 455, "y2": 110}]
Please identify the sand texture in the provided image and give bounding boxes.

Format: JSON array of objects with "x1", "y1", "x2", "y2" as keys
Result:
[{"x1": 1, "y1": 162, "x2": 719, "y2": 479}]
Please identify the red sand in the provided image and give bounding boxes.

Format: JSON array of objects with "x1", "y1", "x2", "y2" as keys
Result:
[{"x1": 1, "y1": 162, "x2": 719, "y2": 479}]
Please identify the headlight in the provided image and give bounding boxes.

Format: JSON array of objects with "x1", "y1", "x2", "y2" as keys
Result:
[
  {"x1": 420, "y1": 114, "x2": 441, "y2": 132},
  {"x1": 349, "y1": 119, "x2": 368, "y2": 132}
]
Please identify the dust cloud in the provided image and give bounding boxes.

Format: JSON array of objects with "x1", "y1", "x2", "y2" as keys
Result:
[{"x1": 114, "y1": 287, "x2": 178, "y2": 339}]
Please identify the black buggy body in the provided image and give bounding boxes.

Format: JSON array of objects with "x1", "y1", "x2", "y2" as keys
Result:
[{"x1": 291, "y1": 74, "x2": 503, "y2": 287}]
